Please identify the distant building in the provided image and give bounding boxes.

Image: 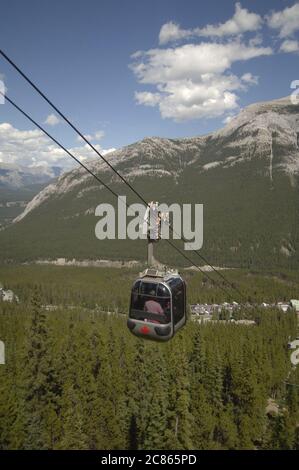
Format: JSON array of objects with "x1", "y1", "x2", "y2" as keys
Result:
[
  {"x1": 235, "y1": 319, "x2": 256, "y2": 325},
  {"x1": 0, "y1": 289, "x2": 19, "y2": 303},
  {"x1": 42, "y1": 305, "x2": 59, "y2": 311},
  {"x1": 190, "y1": 301, "x2": 241, "y2": 317},
  {"x1": 192, "y1": 315, "x2": 212, "y2": 323},
  {"x1": 2, "y1": 290, "x2": 14, "y2": 302}
]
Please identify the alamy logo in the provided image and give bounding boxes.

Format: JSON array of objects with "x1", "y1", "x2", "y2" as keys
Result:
[
  {"x1": 95, "y1": 196, "x2": 203, "y2": 250},
  {"x1": 0, "y1": 340, "x2": 5, "y2": 365},
  {"x1": 290, "y1": 80, "x2": 299, "y2": 105},
  {"x1": 0, "y1": 79, "x2": 5, "y2": 104}
]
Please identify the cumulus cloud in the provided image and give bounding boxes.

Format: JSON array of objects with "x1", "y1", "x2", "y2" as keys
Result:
[
  {"x1": 0, "y1": 74, "x2": 8, "y2": 104},
  {"x1": 222, "y1": 114, "x2": 236, "y2": 125},
  {"x1": 77, "y1": 129, "x2": 105, "y2": 142},
  {"x1": 131, "y1": 42, "x2": 271, "y2": 84},
  {"x1": 0, "y1": 81, "x2": 5, "y2": 104},
  {"x1": 241, "y1": 72, "x2": 259, "y2": 85},
  {"x1": 44, "y1": 114, "x2": 61, "y2": 126},
  {"x1": 131, "y1": 41, "x2": 272, "y2": 121},
  {"x1": 279, "y1": 39, "x2": 299, "y2": 53},
  {"x1": 267, "y1": 3, "x2": 299, "y2": 38},
  {"x1": 199, "y1": 3, "x2": 262, "y2": 38},
  {"x1": 248, "y1": 34, "x2": 263, "y2": 47},
  {"x1": 159, "y1": 22, "x2": 192, "y2": 45},
  {"x1": 157, "y1": 76, "x2": 240, "y2": 121},
  {"x1": 135, "y1": 91, "x2": 161, "y2": 107},
  {"x1": 94, "y1": 130, "x2": 105, "y2": 140},
  {"x1": 0, "y1": 122, "x2": 115, "y2": 170},
  {"x1": 158, "y1": 3, "x2": 262, "y2": 44}
]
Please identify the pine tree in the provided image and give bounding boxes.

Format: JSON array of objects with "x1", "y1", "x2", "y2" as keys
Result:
[
  {"x1": 126, "y1": 339, "x2": 150, "y2": 449},
  {"x1": 22, "y1": 286, "x2": 61, "y2": 449},
  {"x1": 59, "y1": 379, "x2": 88, "y2": 449},
  {"x1": 166, "y1": 339, "x2": 193, "y2": 449},
  {"x1": 143, "y1": 347, "x2": 169, "y2": 450}
]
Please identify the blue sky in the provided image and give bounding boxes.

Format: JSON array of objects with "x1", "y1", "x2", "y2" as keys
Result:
[{"x1": 0, "y1": 0, "x2": 299, "y2": 170}]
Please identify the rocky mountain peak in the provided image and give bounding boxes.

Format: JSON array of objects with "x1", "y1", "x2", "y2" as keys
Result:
[{"x1": 10, "y1": 94, "x2": 299, "y2": 223}]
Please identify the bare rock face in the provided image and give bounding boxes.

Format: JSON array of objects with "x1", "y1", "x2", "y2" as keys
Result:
[{"x1": 15, "y1": 95, "x2": 299, "y2": 222}]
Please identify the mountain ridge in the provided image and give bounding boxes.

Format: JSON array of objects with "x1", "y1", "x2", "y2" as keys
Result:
[
  {"x1": 15, "y1": 94, "x2": 299, "y2": 222},
  {"x1": 0, "y1": 161, "x2": 63, "y2": 189},
  {"x1": 1, "y1": 94, "x2": 299, "y2": 268}
]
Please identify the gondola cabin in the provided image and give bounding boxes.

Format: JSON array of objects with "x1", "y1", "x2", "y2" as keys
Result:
[{"x1": 127, "y1": 269, "x2": 186, "y2": 341}]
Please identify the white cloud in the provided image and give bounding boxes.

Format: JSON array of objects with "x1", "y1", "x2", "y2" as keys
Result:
[
  {"x1": 248, "y1": 34, "x2": 263, "y2": 47},
  {"x1": 44, "y1": 114, "x2": 60, "y2": 126},
  {"x1": 158, "y1": 3, "x2": 262, "y2": 44},
  {"x1": 131, "y1": 41, "x2": 272, "y2": 121},
  {"x1": 159, "y1": 22, "x2": 192, "y2": 45},
  {"x1": 76, "y1": 129, "x2": 105, "y2": 142},
  {"x1": 101, "y1": 147, "x2": 116, "y2": 155},
  {"x1": 135, "y1": 91, "x2": 161, "y2": 107},
  {"x1": 267, "y1": 3, "x2": 299, "y2": 38},
  {"x1": 94, "y1": 130, "x2": 105, "y2": 140},
  {"x1": 157, "y1": 76, "x2": 240, "y2": 121},
  {"x1": 64, "y1": 143, "x2": 115, "y2": 162},
  {"x1": 279, "y1": 39, "x2": 299, "y2": 53},
  {"x1": 0, "y1": 73, "x2": 7, "y2": 93},
  {"x1": 199, "y1": 3, "x2": 262, "y2": 38},
  {"x1": 222, "y1": 114, "x2": 236, "y2": 125},
  {"x1": 0, "y1": 122, "x2": 115, "y2": 170},
  {"x1": 77, "y1": 134, "x2": 92, "y2": 142},
  {"x1": 241, "y1": 72, "x2": 259, "y2": 85},
  {"x1": 131, "y1": 42, "x2": 271, "y2": 84},
  {"x1": 0, "y1": 74, "x2": 6, "y2": 104}
]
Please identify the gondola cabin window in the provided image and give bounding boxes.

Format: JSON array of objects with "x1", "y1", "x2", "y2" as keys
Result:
[
  {"x1": 130, "y1": 281, "x2": 171, "y2": 325},
  {"x1": 169, "y1": 277, "x2": 185, "y2": 325}
]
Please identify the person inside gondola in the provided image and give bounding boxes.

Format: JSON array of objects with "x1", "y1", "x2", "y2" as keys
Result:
[{"x1": 144, "y1": 290, "x2": 165, "y2": 323}]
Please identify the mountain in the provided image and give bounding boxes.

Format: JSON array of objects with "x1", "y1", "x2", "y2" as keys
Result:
[
  {"x1": 0, "y1": 162, "x2": 63, "y2": 189},
  {"x1": 0, "y1": 163, "x2": 64, "y2": 227},
  {"x1": 0, "y1": 95, "x2": 298, "y2": 269}
]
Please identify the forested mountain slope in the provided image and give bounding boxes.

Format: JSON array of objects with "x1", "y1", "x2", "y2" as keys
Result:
[{"x1": 0, "y1": 96, "x2": 298, "y2": 269}]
